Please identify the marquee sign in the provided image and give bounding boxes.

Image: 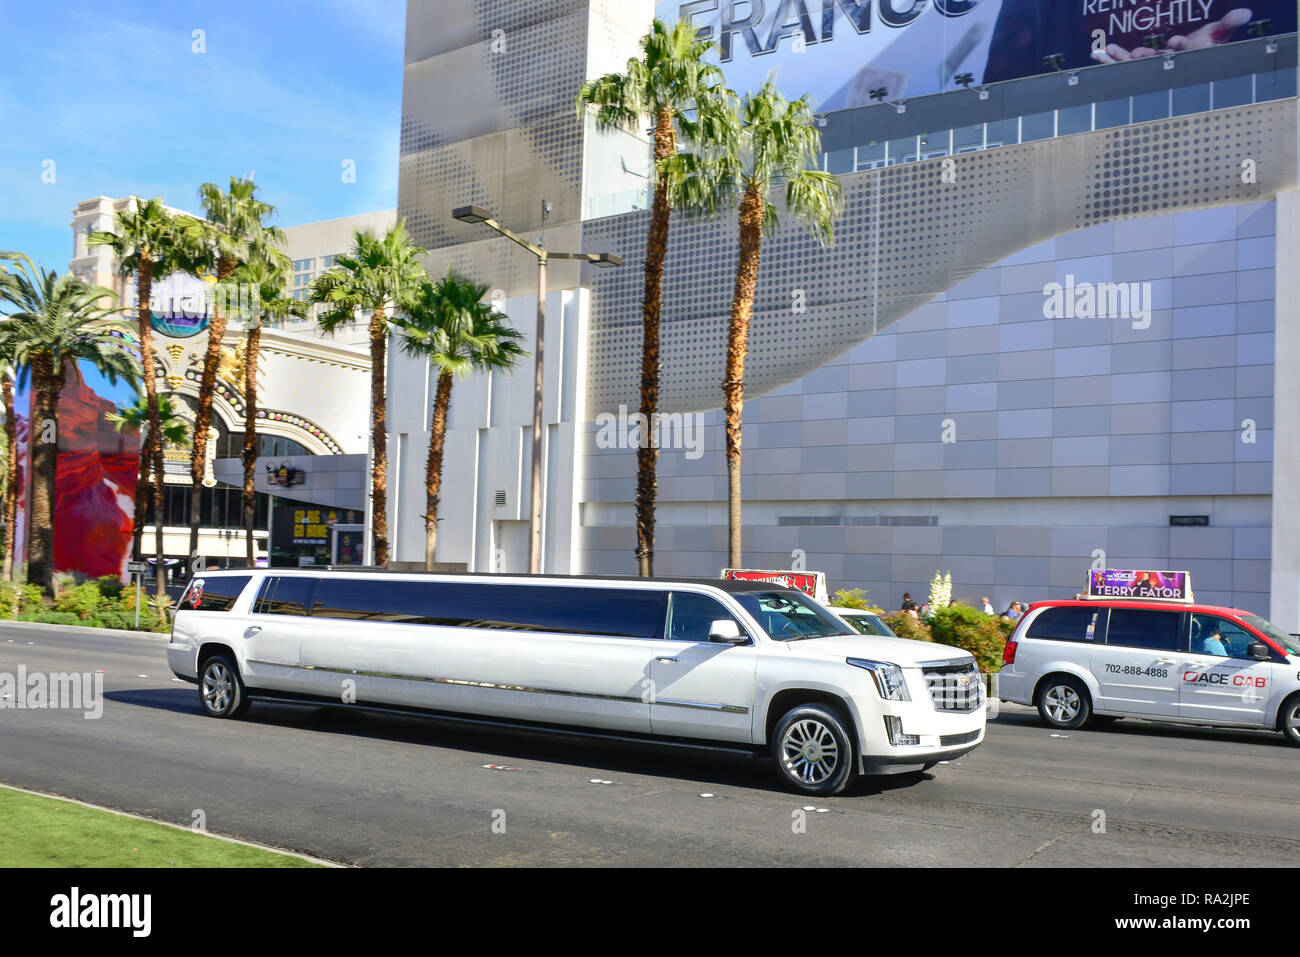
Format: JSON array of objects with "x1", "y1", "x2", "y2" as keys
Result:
[{"x1": 1086, "y1": 569, "x2": 1192, "y2": 602}]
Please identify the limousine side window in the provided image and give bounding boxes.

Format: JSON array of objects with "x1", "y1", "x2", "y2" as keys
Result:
[
  {"x1": 254, "y1": 576, "x2": 318, "y2": 616},
  {"x1": 1104, "y1": 608, "x2": 1185, "y2": 652},
  {"x1": 181, "y1": 575, "x2": 252, "y2": 612},
  {"x1": 666, "y1": 592, "x2": 744, "y2": 642},
  {"x1": 1025, "y1": 606, "x2": 1106, "y2": 642},
  {"x1": 310, "y1": 579, "x2": 666, "y2": 640}
]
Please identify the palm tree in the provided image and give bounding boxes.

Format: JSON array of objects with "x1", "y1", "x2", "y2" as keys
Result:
[
  {"x1": 0, "y1": 253, "x2": 22, "y2": 582},
  {"x1": 309, "y1": 221, "x2": 428, "y2": 567},
  {"x1": 106, "y1": 394, "x2": 192, "y2": 565},
  {"x1": 0, "y1": 261, "x2": 139, "y2": 594},
  {"x1": 662, "y1": 80, "x2": 843, "y2": 567},
  {"x1": 577, "y1": 19, "x2": 723, "y2": 577},
  {"x1": 397, "y1": 272, "x2": 527, "y2": 570},
  {"x1": 232, "y1": 251, "x2": 302, "y2": 566},
  {"x1": 0, "y1": 350, "x2": 17, "y2": 583},
  {"x1": 87, "y1": 197, "x2": 191, "y2": 597},
  {"x1": 176, "y1": 177, "x2": 284, "y2": 569}
]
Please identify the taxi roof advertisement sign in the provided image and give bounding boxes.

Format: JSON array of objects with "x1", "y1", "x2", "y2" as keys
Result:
[
  {"x1": 1087, "y1": 569, "x2": 1191, "y2": 602},
  {"x1": 722, "y1": 569, "x2": 829, "y2": 603}
]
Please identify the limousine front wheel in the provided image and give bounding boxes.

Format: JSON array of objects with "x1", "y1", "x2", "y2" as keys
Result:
[
  {"x1": 200, "y1": 654, "x2": 250, "y2": 719},
  {"x1": 772, "y1": 704, "x2": 856, "y2": 796}
]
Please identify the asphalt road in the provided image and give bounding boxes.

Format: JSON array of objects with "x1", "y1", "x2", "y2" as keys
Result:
[{"x1": 2, "y1": 622, "x2": 1298, "y2": 867}]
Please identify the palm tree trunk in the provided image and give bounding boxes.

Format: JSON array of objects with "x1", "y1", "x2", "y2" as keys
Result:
[
  {"x1": 424, "y1": 369, "x2": 453, "y2": 570},
  {"x1": 188, "y1": 255, "x2": 234, "y2": 571},
  {"x1": 634, "y1": 108, "x2": 676, "y2": 578},
  {"x1": 130, "y1": 471, "x2": 147, "y2": 561},
  {"x1": 724, "y1": 184, "x2": 765, "y2": 569},
  {"x1": 369, "y1": 304, "x2": 390, "y2": 567},
  {"x1": 242, "y1": 322, "x2": 261, "y2": 568},
  {"x1": 28, "y1": 357, "x2": 64, "y2": 596},
  {"x1": 3, "y1": 376, "x2": 17, "y2": 581},
  {"x1": 134, "y1": 258, "x2": 168, "y2": 600}
]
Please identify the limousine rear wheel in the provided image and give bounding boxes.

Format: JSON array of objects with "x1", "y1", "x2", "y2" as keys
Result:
[
  {"x1": 199, "y1": 654, "x2": 250, "y2": 719},
  {"x1": 772, "y1": 704, "x2": 856, "y2": 797},
  {"x1": 1036, "y1": 676, "x2": 1090, "y2": 730}
]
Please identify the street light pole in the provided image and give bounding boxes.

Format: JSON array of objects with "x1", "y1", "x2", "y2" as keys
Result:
[
  {"x1": 451, "y1": 204, "x2": 622, "y2": 575},
  {"x1": 531, "y1": 252, "x2": 546, "y2": 575}
]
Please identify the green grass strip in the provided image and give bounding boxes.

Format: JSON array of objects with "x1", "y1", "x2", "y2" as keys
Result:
[{"x1": 0, "y1": 787, "x2": 327, "y2": 867}]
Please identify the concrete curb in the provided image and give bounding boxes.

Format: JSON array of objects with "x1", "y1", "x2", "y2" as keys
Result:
[
  {"x1": 0, "y1": 781, "x2": 346, "y2": 867},
  {"x1": 0, "y1": 619, "x2": 169, "y2": 642}
]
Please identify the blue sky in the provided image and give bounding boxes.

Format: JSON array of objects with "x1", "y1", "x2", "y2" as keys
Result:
[{"x1": 1, "y1": 0, "x2": 406, "y2": 276}]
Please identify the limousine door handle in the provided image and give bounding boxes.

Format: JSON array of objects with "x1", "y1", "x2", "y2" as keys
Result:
[
  {"x1": 655, "y1": 655, "x2": 680, "y2": 663},
  {"x1": 244, "y1": 626, "x2": 263, "y2": 638}
]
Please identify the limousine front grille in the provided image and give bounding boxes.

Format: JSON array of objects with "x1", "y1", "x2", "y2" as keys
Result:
[
  {"x1": 922, "y1": 662, "x2": 984, "y2": 713},
  {"x1": 940, "y1": 729, "x2": 981, "y2": 747}
]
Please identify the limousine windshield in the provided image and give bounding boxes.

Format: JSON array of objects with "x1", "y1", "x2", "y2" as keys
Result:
[{"x1": 733, "y1": 591, "x2": 855, "y2": 641}]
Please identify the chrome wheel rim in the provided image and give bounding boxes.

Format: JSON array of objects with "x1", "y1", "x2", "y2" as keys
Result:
[
  {"x1": 1044, "y1": 685, "x2": 1080, "y2": 723},
  {"x1": 780, "y1": 718, "x2": 840, "y2": 786},
  {"x1": 1287, "y1": 704, "x2": 1300, "y2": 737},
  {"x1": 202, "y1": 662, "x2": 233, "y2": 713}
]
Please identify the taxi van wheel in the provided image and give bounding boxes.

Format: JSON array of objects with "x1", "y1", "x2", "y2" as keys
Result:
[
  {"x1": 199, "y1": 653, "x2": 250, "y2": 719},
  {"x1": 1279, "y1": 695, "x2": 1300, "y2": 747},
  {"x1": 1036, "y1": 676, "x2": 1091, "y2": 730},
  {"x1": 772, "y1": 704, "x2": 856, "y2": 797}
]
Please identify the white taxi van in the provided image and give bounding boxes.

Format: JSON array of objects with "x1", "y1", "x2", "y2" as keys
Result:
[
  {"x1": 996, "y1": 569, "x2": 1300, "y2": 744},
  {"x1": 167, "y1": 570, "x2": 987, "y2": 795}
]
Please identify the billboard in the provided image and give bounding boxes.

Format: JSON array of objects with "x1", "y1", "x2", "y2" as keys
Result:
[{"x1": 660, "y1": 1, "x2": 1296, "y2": 109}]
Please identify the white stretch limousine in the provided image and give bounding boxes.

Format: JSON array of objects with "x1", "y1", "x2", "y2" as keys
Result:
[{"x1": 168, "y1": 571, "x2": 986, "y2": 795}]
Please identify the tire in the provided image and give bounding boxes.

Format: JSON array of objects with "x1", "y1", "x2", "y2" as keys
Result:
[
  {"x1": 199, "y1": 653, "x2": 250, "y2": 719},
  {"x1": 1036, "y1": 676, "x2": 1091, "y2": 730},
  {"x1": 771, "y1": 704, "x2": 856, "y2": 796},
  {"x1": 1278, "y1": 694, "x2": 1300, "y2": 747}
]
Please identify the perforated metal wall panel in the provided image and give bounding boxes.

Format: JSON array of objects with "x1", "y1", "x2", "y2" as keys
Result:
[{"x1": 582, "y1": 100, "x2": 1297, "y2": 417}]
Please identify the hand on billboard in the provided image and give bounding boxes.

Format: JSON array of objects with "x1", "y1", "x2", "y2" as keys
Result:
[
  {"x1": 1090, "y1": 8, "x2": 1252, "y2": 63},
  {"x1": 1166, "y1": 8, "x2": 1253, "y2": 50}
]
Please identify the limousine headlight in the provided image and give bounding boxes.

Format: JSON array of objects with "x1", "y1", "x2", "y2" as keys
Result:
[{"x1": 847, "y1": 658, "x2": 911, "y2": 701}]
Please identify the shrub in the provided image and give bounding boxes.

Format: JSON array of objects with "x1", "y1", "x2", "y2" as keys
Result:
[
  {"x1": 885, "y1": 612, "x2": 932, "y2": 642},
  {"x1": 830, "y1": 588, "x2": 885, "y2": 613},
  {"x1": 53, "y1": 582, "x2": 110, "y2": 620},
  {"x1": 927, "y1": 603, "x2": 1008, "y2": 674},
  {"x1": 91, "y1": 575, "x2": 126, "y2": 600},
  {"x1": 19, "y1": 611, "x2": 83, "y2": 627},
  {"x1": 0, "y1": 581, "x2": 45, "y2": 619}
]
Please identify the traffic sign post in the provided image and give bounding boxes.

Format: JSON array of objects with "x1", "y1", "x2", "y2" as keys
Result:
[{"x1": 127, "y1": 561, "x2": 148, "y2": 629}]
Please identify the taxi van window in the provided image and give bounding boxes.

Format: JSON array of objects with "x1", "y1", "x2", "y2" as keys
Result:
[
  {"x1": 1025, "y1": 606, "x2": 1105, "y2": 642},
  {"x1": 1104, "y1": 608, "x2": 1184, "y2": 652},
  {"x1": 1191, "y1": 614, "x2": 1259, "y2": 660}
]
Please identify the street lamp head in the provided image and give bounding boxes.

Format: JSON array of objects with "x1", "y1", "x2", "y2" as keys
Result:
[
  {"x1": 592, "y1": 253, "x2": 623, "y2": 268},
  {"x1": 452, "y1": 205, "x2": 493, "y2": 224}
]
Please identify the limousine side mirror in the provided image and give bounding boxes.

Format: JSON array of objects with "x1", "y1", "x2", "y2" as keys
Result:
[
  {"x1": 1247, "y1": 641, "x2": 1271, "y2": 661},
  {"x1": 709, "y1": 620, "x2": 747, "y2": 645}
]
